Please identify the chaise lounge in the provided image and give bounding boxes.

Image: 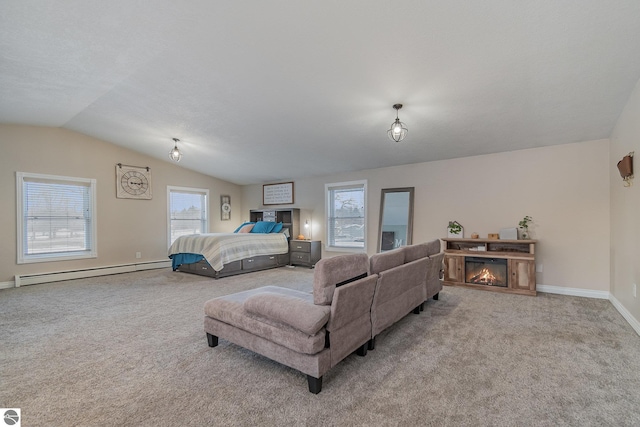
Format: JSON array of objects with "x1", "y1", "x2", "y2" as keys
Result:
[{"x1": 203, "y1": 253, "x2": 377, "y2": 393}]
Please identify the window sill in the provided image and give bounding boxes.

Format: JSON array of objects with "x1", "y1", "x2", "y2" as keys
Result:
[{"x1": 18, "y1": 251, "x2": 97, "y2": 264}]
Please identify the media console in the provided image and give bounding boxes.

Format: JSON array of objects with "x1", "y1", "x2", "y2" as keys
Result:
[{"x1": 442, "y1": 238, "x2": 537, "y2": 296}]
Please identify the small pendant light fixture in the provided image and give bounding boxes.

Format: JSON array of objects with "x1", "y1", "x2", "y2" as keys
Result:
[
  {"x1": 387, "y1": 103, "x2": 408, "y2": 142},
  {"x1": 169, "y1": 138, "x2": 182, "y2": 162}
]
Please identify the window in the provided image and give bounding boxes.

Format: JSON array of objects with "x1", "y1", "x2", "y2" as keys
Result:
[
  {"x1": 325, "y1": 180, "x2": 367, "y2": 251},
  {"x1": 16, "y1": 172, "x2": 97, "y2": 264},
  {"x1": 167, "y1": 186, "x2": 209, "y2": 246}
]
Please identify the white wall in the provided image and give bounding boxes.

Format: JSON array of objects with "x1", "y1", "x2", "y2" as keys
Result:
[
  {"x1": 243, "y1": 140, "x2": 611, "y2": 292},
  {"x1": 0, "y1": 125, "x2": 242, "y2": 283},
  {"x1": 610, "y1": 77, "x2": 640, "y2": 324}
]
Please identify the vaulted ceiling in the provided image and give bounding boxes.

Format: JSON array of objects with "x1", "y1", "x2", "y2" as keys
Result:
[{"x1": 2, "y1": 1, "x2": 640, "y2": 185}]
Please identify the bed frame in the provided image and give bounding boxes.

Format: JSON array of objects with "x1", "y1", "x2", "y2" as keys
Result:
[
  {"x1": 175, "y1": 207, "x2": 300, "y2": 279},
  {"x1": 177, "y1": 252, "x2": 290, "y2": 279}
]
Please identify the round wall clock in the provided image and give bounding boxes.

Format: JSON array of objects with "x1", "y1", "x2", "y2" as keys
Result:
[{"x1": 116, "y1": 164, "x2": 153, "y2": 199}]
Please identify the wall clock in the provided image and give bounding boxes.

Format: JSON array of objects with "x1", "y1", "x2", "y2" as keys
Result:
[
  {"x1": 116, "y1": 164, "x2": 152, "y2": 199},
  {"x1": 220, "y1": 195, "x2": 231, "y2": 220}
]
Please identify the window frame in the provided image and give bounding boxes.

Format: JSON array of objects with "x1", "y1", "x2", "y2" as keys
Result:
[
  {"x1": 325, "y1": 179, "x2": 367, "y2": 253},
  {"x1": 167, "y1": 185, "x2": 210, "y2": 247},
  {"x1": 16, "y1": 171, "x2": 98, "y2": 264}
]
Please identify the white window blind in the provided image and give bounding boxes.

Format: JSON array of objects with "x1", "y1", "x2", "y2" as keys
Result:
[
  {"x1": 17, "y1": 172, "x2": 97, "y2": 263},
  {"x1": 167, "y1": 186, "x2": 209, "y2": 245},
  {"x1": 325, "y1": 180, "x2": 366, "y2": 251}
]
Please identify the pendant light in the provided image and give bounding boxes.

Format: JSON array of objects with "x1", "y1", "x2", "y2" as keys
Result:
[
  {"x1": 387, "y1": 104, "x2": 408, "y2": 142},
  {"x1": 169, "y1": 138, "x2": 182, "y2": 162}
]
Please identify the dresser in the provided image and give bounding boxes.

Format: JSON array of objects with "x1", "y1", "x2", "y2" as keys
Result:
[{"x1": 289, "y1": 240, "x2": 321, "y2": 268}]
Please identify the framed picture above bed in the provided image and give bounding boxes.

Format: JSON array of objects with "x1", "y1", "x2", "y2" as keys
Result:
[{"x1": 263, "y1": 182, "x2": 294, "y2": 205}]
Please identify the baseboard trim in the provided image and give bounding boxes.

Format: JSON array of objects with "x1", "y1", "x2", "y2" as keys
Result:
[
  {"x1": 0, "y1": 280, "x2": 14, "y2": 289},
  {"x1": 11, "y1": 260, "x2": 172, "y2": 288},
  {"x1": 536, "y1": 284, "x2": 610, "y2": 299},
  {"x1": 537, "y1": 284, "x2": 639, "y2": 336},
  {"x1": 609, "y1": 294, "x2": 640, "y2": 337}
]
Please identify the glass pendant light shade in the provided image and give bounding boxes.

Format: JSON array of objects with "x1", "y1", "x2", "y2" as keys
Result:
[
  {"x1": 387, "y1": 104, "x2": 408, "y2": 142},
  {"x1": 388, "y1": 118, "x2": 408, "y2": 142},
  {"x1": 169, "y1": 138, "x2": 182, "y2": 162}
]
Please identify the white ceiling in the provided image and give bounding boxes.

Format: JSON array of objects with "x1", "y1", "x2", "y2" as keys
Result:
[{"x1": 2, "y1": 1, "x2": 640, "y2": 185}]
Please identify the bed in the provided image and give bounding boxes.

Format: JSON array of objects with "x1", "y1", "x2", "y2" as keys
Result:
[{"x1": 168, "y1": 231, "x2": 290, "y2": 279}]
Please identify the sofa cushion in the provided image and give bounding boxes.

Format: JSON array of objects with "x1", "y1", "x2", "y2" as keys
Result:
[
  {"x1": 327, "y1": 274, "x2": 377, "y2": 332},
  {"x1": 204, "y1": 286, "x2": 326, "y2": 355},
  {"x1": 373, "y1": 257, "x2": 428, "y2": 308},
  {"x1": 371, "y1": 257, "x2": 429, "y2": 337},
  {"x1": 424, "y1": 239, "x2": 441, "y2": 256},
  {"x1": 326, "y1": 274, "x2": 378, "y2": 366},
  {"x1": 369, "y1": 248, "x2": 405, "y2": 275},
  {"x1": 403, "y1": 243, "x2": 429, "y2": 263},
  {"x1": 313, "y1": 253, "x2": 370, "y2": 305},
  {"x1": 244, "y1": 292, "x2": 331, "y2": 336}
]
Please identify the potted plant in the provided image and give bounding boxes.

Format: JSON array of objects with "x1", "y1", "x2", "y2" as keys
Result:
[
  {"x1": 518, "y1": 216, "x2": 533, "y2": 239},
  {"x1": 448, "y1": 221, "x2": 463, "y2": 238}
]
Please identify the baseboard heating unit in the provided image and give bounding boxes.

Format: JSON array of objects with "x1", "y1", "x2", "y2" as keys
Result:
[{"x1": 12, "y1": 260, "x2": 171, "y2": 288}]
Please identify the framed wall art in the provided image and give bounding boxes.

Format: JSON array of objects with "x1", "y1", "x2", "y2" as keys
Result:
[
  {"x1": 263, "y1": 182, "x2": 294, "y2": 205},
  {"x1": 220, "y1": 195, "x2": 231, "y2": 220}
]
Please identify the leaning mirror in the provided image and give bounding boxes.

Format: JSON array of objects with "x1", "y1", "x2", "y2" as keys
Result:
[{"x1": 377, "y1": 187, "x2": 415, "y2": 252}]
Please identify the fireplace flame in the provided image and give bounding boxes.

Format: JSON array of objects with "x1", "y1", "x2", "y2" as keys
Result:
[{"x1": 470, "y1": 267, "x2": 498, "y2": 285}]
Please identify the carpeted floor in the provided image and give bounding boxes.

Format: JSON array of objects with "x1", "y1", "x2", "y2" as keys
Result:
[{"x1": 1, "y1": 267, "x2": 639, "y2": 426}]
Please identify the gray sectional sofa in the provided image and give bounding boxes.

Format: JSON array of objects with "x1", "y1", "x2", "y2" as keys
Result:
[{"x1": 203, "y1": 240, "x2": 444, "y2": 393}]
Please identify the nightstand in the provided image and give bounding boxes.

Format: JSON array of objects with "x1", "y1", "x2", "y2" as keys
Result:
[{"x1": 289, "y1": 240, "x2": 321, "y2": 268}]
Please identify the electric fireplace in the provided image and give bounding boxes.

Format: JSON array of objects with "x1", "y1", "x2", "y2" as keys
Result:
[{"x1": 465, "y1": 257, "x2": 508, "y2": 287}]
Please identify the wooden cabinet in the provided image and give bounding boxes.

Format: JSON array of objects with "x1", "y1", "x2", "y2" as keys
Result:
[
  {"x1": 289, "y1": 240, "x2": 321, "y2": 268},
  {"x1": 444, "y1": 255, "x2": 464, "y2": 283},
  {"x1": 509, "y1": 259, "x2": 535, "y2": 291},
  {"x1": 442, "y1": 238, "x2": 537, "y2": 296}
]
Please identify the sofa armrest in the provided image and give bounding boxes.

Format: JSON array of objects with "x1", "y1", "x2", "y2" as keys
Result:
[
  {"x1": 427, "y1": 252, "x2": 445, "y2": 280},
  {"x1": 244, "y1": 292, "x2": 331, "y2": 336}
]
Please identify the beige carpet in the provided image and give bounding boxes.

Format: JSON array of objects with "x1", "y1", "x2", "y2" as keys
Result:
[{"x1": 1, "y1": 267, "x2": 639, "y2": 426}]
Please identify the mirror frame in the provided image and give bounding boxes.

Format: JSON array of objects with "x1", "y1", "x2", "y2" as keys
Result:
[{"x1": 377, "y1": 187, "x2": 415, "y2": 252}]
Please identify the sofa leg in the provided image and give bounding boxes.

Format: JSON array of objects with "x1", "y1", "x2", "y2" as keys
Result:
[
  {"x1": 307, "y1": 375, "x2": 322, "y2": 394},
  {"x1": 420, "y1": 302, "x2": 425, "y2": 311},
  {"x1": 433, "y1": 292, "x2": 439, "y2": 301},
  {"x1": 206, "y1": 333, "x2": 218, "y2": 347},
  {"x1": 368, "y1": 337, "x2": 376, "y2": 350},
  {"x1": 355, "y1": 342, "x2": 368, "y2": 357},
  {"x1": 413, "y1": 305, "x2": 421, "y2": 314}
]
